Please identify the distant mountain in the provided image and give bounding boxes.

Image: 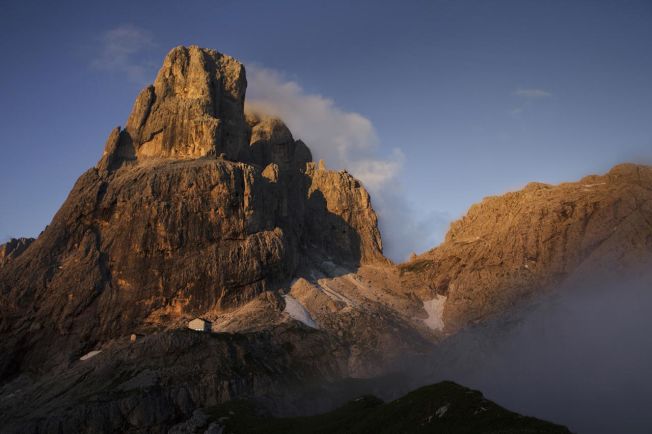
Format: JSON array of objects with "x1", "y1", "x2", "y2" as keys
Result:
[{"x1": 0, "y1": 45, "x2": 649, "y2": 433}]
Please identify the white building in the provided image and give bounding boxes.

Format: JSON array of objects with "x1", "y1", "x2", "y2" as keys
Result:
[{"x1": 188, "y1": 318, "x2": 212, "y2": 332}]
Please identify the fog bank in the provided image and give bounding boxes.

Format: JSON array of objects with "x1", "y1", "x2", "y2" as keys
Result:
[{"x1": 418, "y1": 273, "x2": 652, "y2": 433}]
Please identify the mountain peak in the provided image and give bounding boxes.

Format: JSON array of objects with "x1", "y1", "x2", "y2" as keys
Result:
[{"x1": 98, "y1": 45, "x2": 248, "y2": 171}]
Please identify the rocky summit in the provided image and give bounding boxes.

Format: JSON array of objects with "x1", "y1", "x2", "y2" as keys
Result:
[
  {"x1": 0, "y1": 45, "x2": 650, "y2": 433},
  {"x1": 100, "y1": 46, "x2": 248, "y2": 164}
]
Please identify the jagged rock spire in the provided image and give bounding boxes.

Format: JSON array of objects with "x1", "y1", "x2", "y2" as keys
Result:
[{"x1": 99, "y1": 45, "x2": 249, "y2": 171}]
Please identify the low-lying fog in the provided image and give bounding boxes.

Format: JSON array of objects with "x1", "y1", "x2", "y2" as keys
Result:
[{"x1": 415, "y1": 272, "x2": 652, "y2": 433}]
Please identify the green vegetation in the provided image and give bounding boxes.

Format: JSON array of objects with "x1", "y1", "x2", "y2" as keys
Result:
[{"x1": 205, "y1": 381, "x2": 571, "y2": 434}]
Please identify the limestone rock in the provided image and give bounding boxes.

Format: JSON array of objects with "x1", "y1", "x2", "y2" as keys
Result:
[
  {"x1": 0, "y1": 237, "x2": 34, "y2": 267},
  {"x1": 96, "y1": 126, "x2": 131, "y2": 173},
  {"x1": 305, "y1": 163, "x2": 385, "y2": 264},
  {"x1": 100, "y1": 45, "x2": 249, "y2": 168},
  {"x1": 262, "y1": 163, "x2": 280, "y2": 182},
  {"x1": 400, "y1": 163, "x2": 652, "y2": 332},
  {"x1": 245, "y1": 111, "x2": 312, "y2": 170}
]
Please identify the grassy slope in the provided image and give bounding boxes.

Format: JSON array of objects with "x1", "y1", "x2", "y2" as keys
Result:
[{"x1": 206, "y1": 381, "x2": 571, "y2": 434}]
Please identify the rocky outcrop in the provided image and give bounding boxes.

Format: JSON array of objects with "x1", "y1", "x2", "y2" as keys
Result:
[
  {"x1": 98, "y1": 45, "x2": 249, "y2": 170},
  {"x1": 400, "y1": 163, "x2": 652, "y2": 332},
  {"x1": 304, "y1": 162, "x2": 384, "y2": 265},
  {"x1": 245, "y1": 111, "x2": 312, "y2": 170},
  {"x1": 0, "y1": 237, "x2": 34, "y2": 268}
]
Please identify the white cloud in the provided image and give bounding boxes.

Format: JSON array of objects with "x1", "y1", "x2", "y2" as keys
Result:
[
  {"x1": 245, "y1": 66, "x2": 385, "y2": 179},
  {"x1": 92, "y1": 25, "x2": 157, "y2": 83},
  {"x1": 246, "y1": 65, "x2": 449, "y2": 261},
  {"x1": 514, "y1": 88, "x2": 552, "y2": 98},
  {"x1": 347, "y1": 149, "x2": 405, "y2": 191}
]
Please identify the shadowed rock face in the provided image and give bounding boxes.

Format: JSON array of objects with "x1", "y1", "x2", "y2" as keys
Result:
[
  {"x1": 304, "y1": 163, "x2": 384, "y2": 264},
  {"x1": 400, "y1": 163, "x2": 652, "y2": 332},
  {"x1": 245, "y1": 111, "x2": 313, "y2": 170},
  {"x1": 0, "y1": 327, "x2": 349, "y2": 434}
]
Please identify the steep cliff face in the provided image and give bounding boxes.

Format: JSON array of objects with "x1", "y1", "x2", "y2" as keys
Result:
[
  {"x1": 0, "y1": 45, "x2": 385, "y2": 379},
  {"x1": 99, "y1": 45, "x2": 249, "y2": 167},
  {"x1": 304, "y1": 162, "x2": 384, "y2": 265},
  {"x1": 400, "y1": 163, "x2": 652, "y2": 332}
]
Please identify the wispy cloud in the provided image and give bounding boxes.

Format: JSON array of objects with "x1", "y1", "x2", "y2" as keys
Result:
[
  {"x1": 511, "y1": 87, "x2": 553, "y2": 116},
  {"x1": 514, "y1": 88, "x2": 552, "y2": 98},
  {"x1": 246, "y1": 65, "x2": 449, "y2": 261},
  {"x1": 245, "y1": 66, "x2": 392, "y2": 187},
  {"x1": 91, "y1": 25, "x2": 157, "y2": 83}
]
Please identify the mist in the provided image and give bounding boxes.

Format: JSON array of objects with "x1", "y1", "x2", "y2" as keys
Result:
[{"x1": 411, "y1": 272, "x2": 652, "y2": 433}]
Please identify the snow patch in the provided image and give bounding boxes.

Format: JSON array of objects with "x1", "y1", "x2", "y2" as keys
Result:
[
  {"x1": 422, "y1": 295, "x2": 446, "y2": 331},
  {"x1": 80, "y1": 350, "x2": 101, "y2": 361},
  {"x1": 283, "y1": 294, "x2": 319, "y2": 329},
  {"x1": 436, "y1": 404, "x2": 449, "y2": 418}
]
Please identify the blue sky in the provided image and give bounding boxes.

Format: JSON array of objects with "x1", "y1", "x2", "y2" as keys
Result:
[{"x1": 1, "y1": 0, "x2": 651, "y2": 261}]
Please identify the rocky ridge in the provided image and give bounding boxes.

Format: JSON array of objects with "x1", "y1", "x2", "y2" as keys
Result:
[
  {"x1": 400, "y1": 163, "x2": 652, "y2": 332},
  {"x1": 198, "y1": 381, "x2": 571, "y2": 434}
]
